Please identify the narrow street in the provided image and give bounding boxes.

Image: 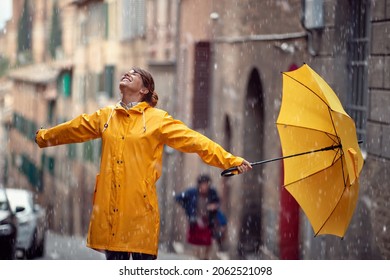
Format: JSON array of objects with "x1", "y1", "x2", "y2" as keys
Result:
[
  {"x1": 34, "y1": 231, "x2": 104, "y2": 260},
  {"x1": 27, "y1": 231, "x2": 193, "y2": 260}
]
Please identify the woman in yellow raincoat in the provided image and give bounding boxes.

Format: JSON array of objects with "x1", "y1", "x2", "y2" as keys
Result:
[{"x1": 35, "y1": 67, "x2": 252, "y2": 260}]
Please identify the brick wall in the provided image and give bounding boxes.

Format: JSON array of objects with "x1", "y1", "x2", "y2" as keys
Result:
[{"x1": 365, "y1": 0, "x2": 390, "y2": 258}]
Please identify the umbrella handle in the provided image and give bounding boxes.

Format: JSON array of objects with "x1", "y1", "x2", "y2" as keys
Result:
[
  {"x1": 221, "y1": 157, "x2": 280, "y2": 177},
  {"x1": 220, "y1": 166, "x2": 239, "y2": 177}
]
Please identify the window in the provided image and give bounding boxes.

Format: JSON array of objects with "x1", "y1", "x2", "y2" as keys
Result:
[
  {"x1": 192, "y1": 42, "x2": 211, "y2": 129},
  {"x1": 16, "y1": 153, "x2": 42, "y2": 191},
  {"x1": 104, "y1": 65, "x2": 115, "y2": 98},
  {"x1": 58, "y1": 71, "x2": 72, "y2": 98},
  {"x1": 83, "y1": 140, "x2": 101, "y2": 163},
  {"x1": 49, "y1": 0, "x2": 63, "y2": 58},
  {"x1": 96, "y1": 66, "x2": 116, "y2": 99},
  {"x1": 120, "y1": 0, "x2": 146, "y2": 40},
  {"x1": 13, "y1": 112, "x2": 38, "y2": 141},
  {"x1": 86, "y1": 2, "x2": 108, "y2": 42},
  {"x1": 47, "y1": 100, "x2": 56, "y2": 124},
  {"x1": 41, "y1": 153, "x2": 55, "y2": 175},
  {"x1": 346, "y1": 0, "x2": 370, "y2": 145},
  {"x1": 67, "y1": 144, "x2": 77, "y2": 160},
  {"x1": 83, "y1": 141, "x2": 93, "y2": 162}
]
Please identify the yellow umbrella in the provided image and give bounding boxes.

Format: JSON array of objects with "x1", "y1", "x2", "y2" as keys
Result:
[
  {"x1": 220, "y1": 63, "x2": 364, "y2": 237},
  {"x1": 276, "y1": 63, "x2": 364, "y2": 237}
]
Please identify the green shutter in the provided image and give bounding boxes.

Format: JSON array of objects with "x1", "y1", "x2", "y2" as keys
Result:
[
  {"x1": 63, "y1": 72, "x2": 71, "y2": 97},
  {"x1": 67, "y1": 144, "x2": 77, "y2": 160},
  {"x1": 104, "y1": 65, "x2": 115, "y2": 98}
]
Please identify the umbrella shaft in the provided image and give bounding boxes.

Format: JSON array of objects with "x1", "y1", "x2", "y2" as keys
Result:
[
  {"x1": 251, "y1": 144, "x2": 342, "y2": 166},
  {"x1": 221, "y1": 141, "x2": 362, "y2": 176}
]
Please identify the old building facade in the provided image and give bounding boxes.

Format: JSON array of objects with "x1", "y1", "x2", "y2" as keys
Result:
[{"x1": 0, "y1": 0, "x2": 388, "y2": 259}]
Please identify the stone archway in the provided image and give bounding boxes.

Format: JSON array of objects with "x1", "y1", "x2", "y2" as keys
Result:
[{"x1": 238, "y1": 68, "x2": 264, "y2": 257}]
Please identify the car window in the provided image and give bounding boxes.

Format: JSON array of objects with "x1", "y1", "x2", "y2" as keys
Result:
[{"x1": 6, "y1": 189, "x2": 33, "y2": 213}]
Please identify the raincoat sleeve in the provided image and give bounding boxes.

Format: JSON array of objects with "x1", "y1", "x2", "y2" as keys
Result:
[
  {"x1": 35, "y1": 110, "x2": 103, "y2": 148},
  {"x1": 160, "y1": 113, "x2": 244, "y2": 169}
]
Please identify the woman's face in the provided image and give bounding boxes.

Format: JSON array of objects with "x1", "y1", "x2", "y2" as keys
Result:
[{"x1": 119, "y1": 69, "x2": 145, "y2": 93}]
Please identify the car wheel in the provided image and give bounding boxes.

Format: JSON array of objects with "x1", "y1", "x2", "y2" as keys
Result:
[{"x1": 26, "y1": 230, "x2": 39, "y2": 259}]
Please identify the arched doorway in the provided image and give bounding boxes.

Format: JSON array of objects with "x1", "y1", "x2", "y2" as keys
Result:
[{"x1": 238, "y1": 68, "x2": 264, "y2": 257}]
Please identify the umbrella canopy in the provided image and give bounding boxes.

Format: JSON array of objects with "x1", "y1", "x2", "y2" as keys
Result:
[{"x1": 276, "y1": 63, "x2": 364, "y2": 237}]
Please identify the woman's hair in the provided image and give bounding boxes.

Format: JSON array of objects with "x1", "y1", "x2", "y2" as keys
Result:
[{"x1": 132, "y1": 67, "x2": 159, "y2": 107}]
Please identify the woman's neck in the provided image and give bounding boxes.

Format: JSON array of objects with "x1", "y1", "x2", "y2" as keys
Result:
[{"x1": 121, "y1": 94, "x2": 140, "y2": 105}]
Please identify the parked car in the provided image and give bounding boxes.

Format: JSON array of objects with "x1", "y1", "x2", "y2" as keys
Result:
[
  {"x1": 5, "y1": 188, "x2": 47, "y2": 259},
  {"x1": 0, "y1": 186, "x2": 24, "y2": 259}
]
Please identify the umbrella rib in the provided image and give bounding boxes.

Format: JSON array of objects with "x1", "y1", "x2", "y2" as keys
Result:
[
  {"x1": 312, "y1": 149, "x2": 348, "y2": 238},
  {"x1": 327, "y1": 107, "x2": 342, "y2": 146},
  {"x1": 325, "y1": 132, "x2": 340, "y2": 147},
  {"x1": 276, "y1": 123, "x2": 339, "y2": 145},
  {"x1": 314, "y1": 175, "x2": 349, "y2": 238},
  {"x1": 327, "y1": 105, "x2": 348, "y2": 188},
  {"x1": 282, "y1": 154, "x2": 342, "y2": 188},
  {"x1": 332, "y1": 150, "x2": 340, "y2": 165},
  {"x1": 282, "y1": 72, "x2": 331, "y2": 108}
]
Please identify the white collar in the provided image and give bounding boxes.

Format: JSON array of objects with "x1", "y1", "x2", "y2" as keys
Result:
[{"x1": 120, "y1": 100, "x2": 139, "y2": 110}]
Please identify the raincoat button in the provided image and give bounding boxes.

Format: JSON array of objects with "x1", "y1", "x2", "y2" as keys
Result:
[
  {"x1": 122, "y1": 136, "x2": 124, "y2": 140},
  {"x1": 127, "y1": 114, "x2": 129, "y2": 117}
]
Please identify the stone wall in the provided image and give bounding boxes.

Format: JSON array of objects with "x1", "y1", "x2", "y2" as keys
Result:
[{"x1": 365, "y1": 0, "x2": 390, "y2": 259}]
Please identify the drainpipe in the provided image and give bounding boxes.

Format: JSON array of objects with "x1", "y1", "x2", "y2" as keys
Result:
[{"x1": 301, "y1": 0, "x2": 325, "y2": 56}]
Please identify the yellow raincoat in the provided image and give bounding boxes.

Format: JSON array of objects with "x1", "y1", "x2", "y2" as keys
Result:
[{"x1": 36, "y1": 102, "x2": 244, "y2": 256}]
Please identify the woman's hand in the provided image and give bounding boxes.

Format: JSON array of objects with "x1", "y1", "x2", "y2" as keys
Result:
[{"x1": 236, "y1": 159, "x2": 252, "y2": 174}]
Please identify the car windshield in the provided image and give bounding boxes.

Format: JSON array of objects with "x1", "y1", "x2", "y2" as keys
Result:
[
  {"x1": 0, "y1": 189, "x2": 10, "y2": 211},
  {"x1": 6, "y1": 189, "x2": 33, "y2": 213}
]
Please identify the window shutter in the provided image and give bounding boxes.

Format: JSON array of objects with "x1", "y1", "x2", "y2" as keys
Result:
[
  {"x1": 192, "y1": 42, "x2": 211, "y2": 129},
  {"x1": 347, "y1": 0, "x2": 369, "y2": 144},
  {"x1": 104, "y1": 65, "x2": 115, "y2": 98},
  {"x1": 121, "y1": 0, "x2": 146, "y2": 40}
]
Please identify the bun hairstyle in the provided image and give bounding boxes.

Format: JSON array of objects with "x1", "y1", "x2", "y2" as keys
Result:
[{"x1": 132, "y1": 67, "x2": 159, "y2": 107}]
